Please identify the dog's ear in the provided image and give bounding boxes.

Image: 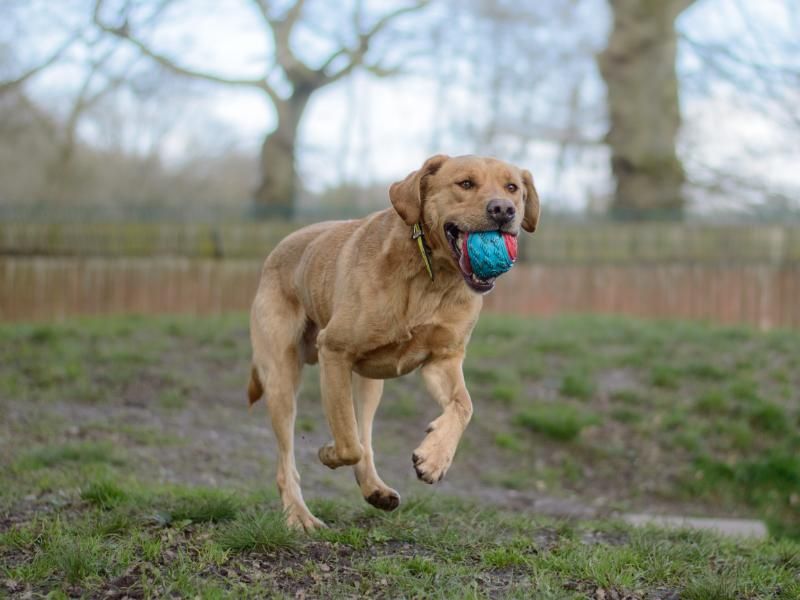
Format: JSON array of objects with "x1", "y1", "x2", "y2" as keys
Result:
[
  {"x1": 389, "y1": 154, "x2": 449, "y2": 226},
  {"x1": 521, "y1": 169, "x2": 541, "y2": 233}
]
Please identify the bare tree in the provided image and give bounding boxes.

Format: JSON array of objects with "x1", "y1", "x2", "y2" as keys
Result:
[
  {"x1": 598, "y1": 0, "x2": 697, "y2": 220},
  {"x1": 429, "y1": 2, "x2": 605, "y2": 183},
  {"x1": 92, "y1": 0, "x2": 429, "y2": 216},
  {"x1": 678, "y1": 0, "x2": 800, "y2": 216},
  {"x1": 0, "y1": 34, "x2": 78, "y2": 95}
]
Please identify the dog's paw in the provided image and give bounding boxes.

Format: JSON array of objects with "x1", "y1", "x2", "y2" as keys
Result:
[
  {"x1": 318, "y1": 442, "x2": 362, "y2": 469},
  {"x1": 365, "y1": 487, "x2": 401, "y2": 511},
  {"x1": 411, "y1": 441, "x2": 453, "y2": 484},
  {"x1": 285, "y1": 506, "x2": 327, "y2": 532}
]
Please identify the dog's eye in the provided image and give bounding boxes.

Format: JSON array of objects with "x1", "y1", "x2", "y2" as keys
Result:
[
  {"x1": 458, "y1": 180, "x2": 474, "y2": 190},
  {"x1": 506, "y1": 183, "x2": 518, "y2": 193}
]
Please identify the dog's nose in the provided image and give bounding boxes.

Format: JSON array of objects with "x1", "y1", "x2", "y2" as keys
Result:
[{"x1": 486, "y1": 199, "x2": 516, "y2": 225}]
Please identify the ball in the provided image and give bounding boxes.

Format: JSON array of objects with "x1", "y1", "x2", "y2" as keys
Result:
[{"x1": 463, "y1": 231, "x2": 518, "y2": 279}]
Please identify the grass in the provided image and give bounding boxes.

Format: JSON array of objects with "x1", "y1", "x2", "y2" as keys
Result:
[
  {"x1": 2, "y1": 312, "x2": 800, "y2": 596},
  {"x1": 490, "y1": 382, "x2": 520, "y2": 404},
  {"x1": 610, "y1": 389, "x2": 642, "y2": 405},
  {"x1": 217, "y1": 510, "x2": 299, "y2": 552},
  {"x1": 158, "y1": 387, "x2": 187, "y2": 411},
  {"x1": 514, "y1": 404, "x2": 598, "y2": 441},
  {"x1": 651, "y1": 365, "x2": 682, "y2": 390},
  {"x1": 610, "y1": 406, "x2": 641, "y2": 424},
  {"x1": 16, "y1": 442, "x2": 123, "y2": 470},
  {"x1": 559, "y1": 369, "x2": 594, "y2": 399},
  {"x1": 494, "y1": 432, "x2": 522, "y2": 451},
  {"x1": 165, "y1": 489, "x2": 241, "y2": 524},
  {"x1": 693, "y1": 390, "x2": 726, "y2": 414},
  {"x1": 81, "y1": 479, "x2": 128, "y2": 508},
  {"x1": 464, "y1": 314, "x2": 800, "y2": 538},
  {"x1": 1, "y1": 477, "x2": 798, "y2": 598},
  {"x1": 480, "y1": 545, "x2": 529, "y2": 568},
  {"x1": 687, "y1": 448, "x2": 800, "y2": 538},
  {"x1": 381, "y1": 391, "x2": 418, "y2": 418},
  {"x1": 747, "y1": 400, "x2": 788, "y2": 433}
]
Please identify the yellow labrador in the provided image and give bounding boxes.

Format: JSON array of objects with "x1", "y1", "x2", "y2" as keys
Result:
[{"x1": 248, "y1": 155, "x2": 540, "y2": 530}]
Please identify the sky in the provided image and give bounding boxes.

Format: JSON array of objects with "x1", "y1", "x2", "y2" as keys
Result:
[{"x1": 7, "y1": 0, "x2": 800, "y2": 212}]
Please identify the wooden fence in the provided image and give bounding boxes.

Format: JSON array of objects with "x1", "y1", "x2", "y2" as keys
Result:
[
  {"x1": 1, "y1": 223, "x2": 799, "y2": 328},
  {"x1": 3, "y1": 222, "x2": 800, "y2": 262}
]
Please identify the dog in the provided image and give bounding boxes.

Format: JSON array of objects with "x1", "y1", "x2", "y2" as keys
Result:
[{"x1": 248, "y1": 154, "x2": 540, "y2": 530}]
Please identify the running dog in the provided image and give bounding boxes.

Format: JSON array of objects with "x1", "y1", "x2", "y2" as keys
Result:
[{"x1": 248, "y1": 154, "x2": 540, "y2": 530}]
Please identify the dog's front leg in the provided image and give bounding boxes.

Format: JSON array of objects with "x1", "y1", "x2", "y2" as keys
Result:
[
  {"x1": 413, "y1": 355, "x2": 473, "y2": 483},
  {"x1": 317, "y1": 333, "x2": 363, "y2": 468}
]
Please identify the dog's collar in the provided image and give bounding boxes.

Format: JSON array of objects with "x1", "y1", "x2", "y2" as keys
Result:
[{"x1": 411, "y1": 223, "x2": 434, "y2": 281}]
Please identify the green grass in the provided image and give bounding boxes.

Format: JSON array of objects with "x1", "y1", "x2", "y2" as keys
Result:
[
  {"x1": 2, "y1": 312, "x2": 800, "y2": 596},
  {"x1": 610, "y1": 389, "x2": 642, "y2": 405},
  {"x1": 165, "y1": 489, "x2": 241, "y2": 524},
  {"x1": 158, "y1": 387, "x2": 187, "y2": 411},
  {"x1": 81, "y1": 479, "x2": 128, "y2": 509},
  {"x1": 464, "y1": 314, "x2": 800, "y2": 538},
  {"x1": 463, "y1": 364, "x2": 503, "y2": 385},
  {"x1": 381, "y1": 391, "x2": 418, "y2": 418},
  {"x1": 315, "y1": 525, "x2": 369, "y2": 549},
  {"x1": 651, "y1": 365, "x2": 682, "y2": 389},
  {"x1": 295, "y1": 415, "x2": 318, "y2": 432},
  {"x1": 688, "y1": 448, "x2": 800, "y2": 538},
  {"x1": 514, "y1": 404, "x2": 599, "y2": 441},
  {"x1": 559, "y1": 369, "x2": 595, "y2": 399},
  {"x1": 493, "y1": 432, "x2": 522, "y2": 451},
  {"x1": 481, "y1": 545, "x2": 529, "y2": 569},
  {"x1": 216, "y1": 510, "x2": 299, "y2": 552},
  {"x1": 17, "y1": 442, "x2": 123, "y2": 470},
  {"x1": 610, "y1": 406, "x2": 641, "y2": 424},
  {"x1": 747, "y1": 400, "x2": 789, "y2": 433},
  {"x1": 490, "y1": 382, "x2": 520, "y2": 404},
  {"x1": 1, "y1": 477, "x2": 798, "y2": 598},
  {"x1": 693, "y1": 390, "x2": 726, "y2": 415}
]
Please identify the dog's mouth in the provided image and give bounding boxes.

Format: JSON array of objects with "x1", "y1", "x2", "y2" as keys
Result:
[{"x1": 444, "y1": 222, "x2": 497, "y2": 294}]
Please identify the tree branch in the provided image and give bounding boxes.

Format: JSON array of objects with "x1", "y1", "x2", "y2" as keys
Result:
[
  {"x1": 320, "y1": 0, "x2": 429, "y2": 84},
  {"x1": 250, "y1": 0, "x2": 315, "y2": 83},
  {"x1": 250, "y1": 0, "x2": 270, "y2": 23},
  {"x1": 93, "y1": 0, "x2": 280, "y2": 104},
  {"x1": 60, "y1": 49, "x2": 138, "y2": 165},
  {"x1": 0, "y1": 33, "x2": 78, "y2": 95}
]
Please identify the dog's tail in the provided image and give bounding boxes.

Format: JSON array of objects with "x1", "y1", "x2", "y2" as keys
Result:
[{"x1": 248, "y1": 365, "x2": 264, "y2": 407}]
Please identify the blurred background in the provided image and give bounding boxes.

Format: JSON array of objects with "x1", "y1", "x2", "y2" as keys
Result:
[
  {"x1": 3, "y1": 0, "x2": 800, "y2": 219},
  {"x1": 1, "y1": 0, "x2": 800, "y2": 577},
  {"x1": 1, "y1": 0, "x2": 799, "y2": 325}
]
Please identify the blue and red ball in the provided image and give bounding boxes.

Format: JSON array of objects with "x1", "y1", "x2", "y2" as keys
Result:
[{"x1": 462, "y1": 231, "x2": 518, "y2": 279}]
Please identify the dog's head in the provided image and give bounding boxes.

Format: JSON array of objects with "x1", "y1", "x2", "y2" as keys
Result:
[{"x1": 389, "y1": 154, "x2": 540, "y2": 293}]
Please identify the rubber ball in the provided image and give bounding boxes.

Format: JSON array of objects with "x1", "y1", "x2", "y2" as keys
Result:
[{"x1": 463, "y1": 231, "x2": 517, "y2": 279}]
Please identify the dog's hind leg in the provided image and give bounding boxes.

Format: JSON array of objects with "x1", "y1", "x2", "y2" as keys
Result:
[
  {"x1": 352, "y1": 374, "x2": 400, "y2": 511},
  {"x1": 251, "y1": 285, "x2": 324, "y2": 531}
]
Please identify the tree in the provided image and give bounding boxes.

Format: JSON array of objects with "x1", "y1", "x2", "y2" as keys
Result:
[
  {"x1": 421, "y1": 0, "x2": 608, "y2": 214},
  {"x1": 0, "y1": 35, "x2": 78, "y2": 96},
  {"x1": 598, "y1": 0, "x2": 696, "y2": 220},
  {"x1": 93, "y1": 0, "x2": 429, "y2": 217},
  {"x1": 678, "y1": 0, "x2": 800, "y2": 216}
]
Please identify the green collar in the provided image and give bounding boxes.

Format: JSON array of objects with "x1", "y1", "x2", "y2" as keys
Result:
[{"x1": 411, "y1": 223, "x2": 434, "y2": 281}]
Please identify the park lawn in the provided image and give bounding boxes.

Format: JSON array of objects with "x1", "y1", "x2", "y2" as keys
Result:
[
  {"x1": 1, "y1": 312, "x2": 799, "y2": 596},
  {"x1": 1, "y1": 468, "x2": 799, "y2": 599}
]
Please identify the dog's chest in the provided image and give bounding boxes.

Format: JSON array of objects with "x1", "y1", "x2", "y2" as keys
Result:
[{"x1": 352, "y1": 323, "x2": 449, "y2": 379}]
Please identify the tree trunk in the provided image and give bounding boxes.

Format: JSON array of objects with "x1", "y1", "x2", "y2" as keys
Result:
[
  {"x1": 598, "y1": 0, "x2": 694, "y2": 220},
  {"x1": 253, "y1": 89, "x2": 312, "y2": 218}
]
